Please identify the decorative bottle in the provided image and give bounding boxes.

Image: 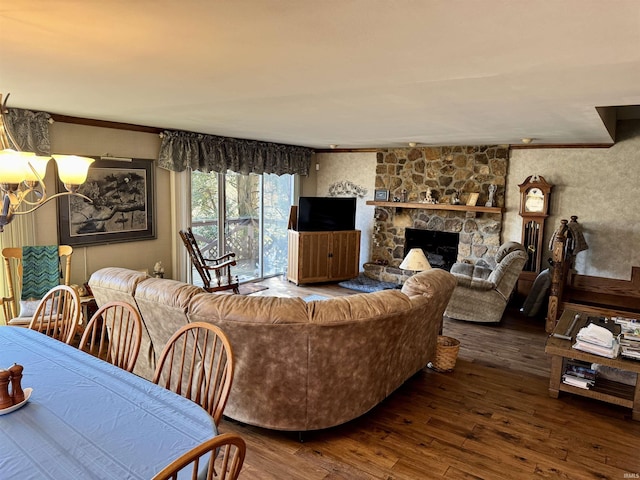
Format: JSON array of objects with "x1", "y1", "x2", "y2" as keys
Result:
[
  {"x1": 0, "y1": 369, "x2": 11, "y2": 409},
  {"x1": 9, "y1": 363, "x2": 25, "y2": 404}
]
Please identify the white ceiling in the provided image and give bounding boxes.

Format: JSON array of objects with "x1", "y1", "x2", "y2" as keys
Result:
[{"x1": 1, "y1": 1, "x2": 639, "y2": 149}]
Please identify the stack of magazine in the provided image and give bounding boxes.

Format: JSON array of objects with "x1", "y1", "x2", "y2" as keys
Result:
[
  {"x1": 614, "y1": 317, "x2": 640, "y2": 360},
  {"x1": 572, "y1": 318, "x2": 620, "y2": 359},
  {"x1": 562, "y1": 360, "x2": 596, "y2": 389}
]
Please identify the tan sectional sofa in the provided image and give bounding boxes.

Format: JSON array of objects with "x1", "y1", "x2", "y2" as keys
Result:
[{"x1": 89, "y1": 267, "x2": 456, "y2": 431}]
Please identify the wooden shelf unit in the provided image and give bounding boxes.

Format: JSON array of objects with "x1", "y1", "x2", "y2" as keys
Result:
[
  {"x1": 287, "y1": 230, "x2": 361, "y2": 285},
  {"x1": 365, "y1": 201, "x2": 503, "y2": 214},
  {"x1": 545, "y1": 309, "x2": 640, "y2": 420}
]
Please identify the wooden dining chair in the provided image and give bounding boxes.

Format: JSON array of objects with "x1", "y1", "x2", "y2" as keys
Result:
[
  {"x1": 2, "y1": 245, "x2": 73, "y2": 325},
  {"x1": 152, "y1": 432, "x2": 246, "y2": 480},
  {"x1": 28, "y1": 285, "x2": 80, "y2": 345},
  {"x1": 179, "y1": 228, "x2": 240, "y2": 294},
  {"x1": 79, "y1": 301, "x2": 143, "y2": 373},
  {"x1": 152, "y1": 322, "x2": 234, "y2": 426}
]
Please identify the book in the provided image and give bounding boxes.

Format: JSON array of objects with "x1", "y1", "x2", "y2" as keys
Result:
[
  {"x1": 564, "y1": 361, "x2": 596, "y2": 381},
  {"x1": 586, "y1": 316, "x2": 621, "y2": 336},
  {"x1": 621, "y1": 350, "x2": 640, "y2": 360},
  {"x1": 573, "y1": 339, "x2": 620, "y2": 359},
  {"x1": 562, "y1": 374, "x2": 594, "y2": 389}
]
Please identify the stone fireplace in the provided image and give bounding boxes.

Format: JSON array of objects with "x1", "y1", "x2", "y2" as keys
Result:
[{"x1": 364, "y1": 145, "x2": 508, "y2": 284}]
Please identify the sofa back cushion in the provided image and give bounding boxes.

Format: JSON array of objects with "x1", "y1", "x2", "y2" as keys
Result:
[
  {"x1": 135, "y1": 278, "x2": 205, "y2": 378},
  {"x1": 303, "y1": 274, "x2": 454, "y2": 430},
  {"x1": 187, "y1": 293, "x2": 311, "y2": 430},
  {"x1": 307, "y1": 290, "x2": 411, "y2": 323},
  {"x1": 401, "y1": 268, "x2": 458, "y2": 298},
  {"x1": 188, "y1": 293, "x2": 309, "y2": 324},
  {"x1": 88, "y1": 267, "x2": 152, "y2": 378}
]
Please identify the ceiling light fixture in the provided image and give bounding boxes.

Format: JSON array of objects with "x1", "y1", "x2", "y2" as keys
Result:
[
  {"x1": 329, "y1": 144, "x2": 338, "y2": 149},
  {"x1": 521, "y1": 138, "x2": 533, "y2": 144},
  {"x1": 0, "y1": 93, "x2": 94, "y2": 232},
  {"x1": 408, "y1": 142, "x2": 417, "y2": 147}
]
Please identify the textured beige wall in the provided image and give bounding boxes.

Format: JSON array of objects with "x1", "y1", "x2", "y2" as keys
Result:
[
  {"x1": 29, "y1": 119, "x2": 638, "y2": 285},
  {"x1": 504, "y1": 120, "x2": 640, "y2": 280},
  {"x1": 33, "y1": 122, "x2": 170, "y2": 284},
  {"x1": 315, "y1": 152, "x2": 377, "y2": 270}
]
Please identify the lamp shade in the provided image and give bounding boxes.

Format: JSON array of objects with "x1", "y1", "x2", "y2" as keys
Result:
[
  {"x1": 0, "y1": 150, "x2": 33, "y2": 184},
  {"x1": 399, "y1": 248, "x2": 432, "y2": 271},
  {"x1": 53, "y1": 155, "x2": 95, "y2": 186},
  {"x1": 23, "y1": 155, "x2": 51, "y2": 182}
]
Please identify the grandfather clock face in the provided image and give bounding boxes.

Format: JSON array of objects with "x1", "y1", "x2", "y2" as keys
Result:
[
  {"x1": 524, "y1": 187, "x2": 545, "y2": 213},
  {"x1": 519, "y1": 175, "x2": 551, "y2": 217}
]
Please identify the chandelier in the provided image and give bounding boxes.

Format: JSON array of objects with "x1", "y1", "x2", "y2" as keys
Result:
[{"x1": 0, "y1": 93, "x2": 94, "y2": 232}]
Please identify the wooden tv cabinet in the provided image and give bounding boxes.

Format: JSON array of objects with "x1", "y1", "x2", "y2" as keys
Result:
[{"x1": 287, "y1": 230, "x2": 360, "y2": 285}]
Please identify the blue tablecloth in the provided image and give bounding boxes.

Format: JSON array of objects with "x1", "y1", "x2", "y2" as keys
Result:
[{"x1": 0, "y1": 326, "x2": 217, "y2": 479}]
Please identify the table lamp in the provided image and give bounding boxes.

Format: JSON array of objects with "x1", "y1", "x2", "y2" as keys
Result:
[{"x1": 399, "y1": 248, "x2": 432, "y2": 272}]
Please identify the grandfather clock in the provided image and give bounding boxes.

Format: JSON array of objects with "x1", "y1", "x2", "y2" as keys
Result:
[{"x1": 517, "y1": 175, "x2": 552, "y2": 296}]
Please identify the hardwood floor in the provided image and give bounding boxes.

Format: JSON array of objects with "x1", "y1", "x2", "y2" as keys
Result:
[{"x1": 222, "y1": 277, "x2": 640, "y2": 479}]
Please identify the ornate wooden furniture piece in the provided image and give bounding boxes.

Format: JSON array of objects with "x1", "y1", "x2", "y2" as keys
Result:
[
  {"x1": 179, "y1": 228, "x2": 239, "y2": 293},
  {"x1": 517, "y1": 175, "x2": 552, "y2": 296},
  {"x1": 545, "y1": 216, "x2": 639, "y2": 333}
]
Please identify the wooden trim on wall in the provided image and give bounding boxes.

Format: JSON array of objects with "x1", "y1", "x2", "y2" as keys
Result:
[
  {"x1": 315, "y1": 144, "x2": 614, "y2": 153},
  {"x1": 571, "y1": 266, "x2": 640, "y2": 297},
  {"x1": 510, "y1": 143, "x2": 613, "y2": 149},
  {"x1": 565, "y1": 266, "x2": 640, "y2": 315},
  {"x1": 50, "y1": 114, "x2": 164, "y2": 134},
  {"x1": 48, "y1": 114, "x2": 617, "y2": 150},
  {"x1": 314, "y1": 148, "x2": 380, "y2": 153}
]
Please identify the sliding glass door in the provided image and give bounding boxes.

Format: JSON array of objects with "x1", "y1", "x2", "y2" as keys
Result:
[{"x1": 191, "y1": 170, "x2": 293, "y2": 283}]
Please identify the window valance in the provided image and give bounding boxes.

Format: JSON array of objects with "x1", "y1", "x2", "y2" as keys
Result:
[
  {"x1": 157, "y1": 130, "x2": 313, "y2": 176},
  {"x1": 3, "y1": 108, "x2": 52, "y2": 155}
]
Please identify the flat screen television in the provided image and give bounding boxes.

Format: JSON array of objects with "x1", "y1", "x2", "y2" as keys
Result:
[{"x1": 297, "y1": 197, "x2": 356, "y2": 231}]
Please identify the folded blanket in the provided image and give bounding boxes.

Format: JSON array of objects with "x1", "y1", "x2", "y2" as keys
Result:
[{"x1": 21, "y1": 245, "x2": 60, "y2": 300}]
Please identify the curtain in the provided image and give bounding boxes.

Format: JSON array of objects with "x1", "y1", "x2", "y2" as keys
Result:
[
  {"x1": 157, "y1": 130, "x2": 312, "y2": 176},
  {"x1": 0, "y1": 107, "x2": 47, "y2": 314},
  {"x1": 4, "y1": 108, "x2": 52, "y2": 155}
]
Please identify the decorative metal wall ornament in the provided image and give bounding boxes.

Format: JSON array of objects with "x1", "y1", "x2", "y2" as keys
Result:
[{"x1": 327, "y1": 180, "x2": 368, "y2": 198}]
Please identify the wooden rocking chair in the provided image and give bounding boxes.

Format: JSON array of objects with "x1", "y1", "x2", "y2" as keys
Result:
[{"x1": 179, "y1": 228, "x2": 240, "y2": 294}]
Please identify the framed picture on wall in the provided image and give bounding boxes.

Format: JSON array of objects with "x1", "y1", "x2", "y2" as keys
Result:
[
  {"x1": 466, "y1": 192, "x2": 479, "y2": 206},
  {"x1": 57, "y1": 157, "x2": 156, "y2": 246},
  {"x1": 374, "y1": 189, "x2": 390, "y2": 201}
]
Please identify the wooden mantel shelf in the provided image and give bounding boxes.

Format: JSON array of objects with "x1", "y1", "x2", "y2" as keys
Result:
[{"x1": 365, "y1": 201, "x2": 504, "y2": 214}]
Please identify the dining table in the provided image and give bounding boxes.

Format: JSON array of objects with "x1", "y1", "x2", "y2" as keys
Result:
[{"x1": 0, "y1": 326, "x2": 217, "y2": 479}]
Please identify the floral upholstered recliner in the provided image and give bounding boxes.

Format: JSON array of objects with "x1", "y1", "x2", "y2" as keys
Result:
[{"x1": 444, "y1": 241, "x2": 528, "y2": 323}]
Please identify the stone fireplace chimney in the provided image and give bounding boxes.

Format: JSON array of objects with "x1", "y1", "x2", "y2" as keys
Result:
[{"x1": 365, "y1": 145, "x2": 508, "y2": 284}]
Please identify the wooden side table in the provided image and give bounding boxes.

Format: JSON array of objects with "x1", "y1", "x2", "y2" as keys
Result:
[
  {"x1": 545, "y1": 309, "x2": 640, "y2": 420},
  {"x1": 79, "y1": 295, "x2": 98, "y2": 328}
]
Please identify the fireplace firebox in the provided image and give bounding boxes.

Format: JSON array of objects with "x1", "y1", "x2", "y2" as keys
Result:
[{"x1": 404, "y1": 228, "x2": 459, "y2": 271}]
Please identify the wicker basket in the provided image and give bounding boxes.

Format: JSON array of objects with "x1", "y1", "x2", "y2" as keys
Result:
[{"x1": 431, "y1": 335, "x2": 460, "y2": 372}]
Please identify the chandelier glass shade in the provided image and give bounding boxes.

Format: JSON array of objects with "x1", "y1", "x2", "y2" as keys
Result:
[{"x1": 0, "y1": 93, "x2": 94, "y2": 231}]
